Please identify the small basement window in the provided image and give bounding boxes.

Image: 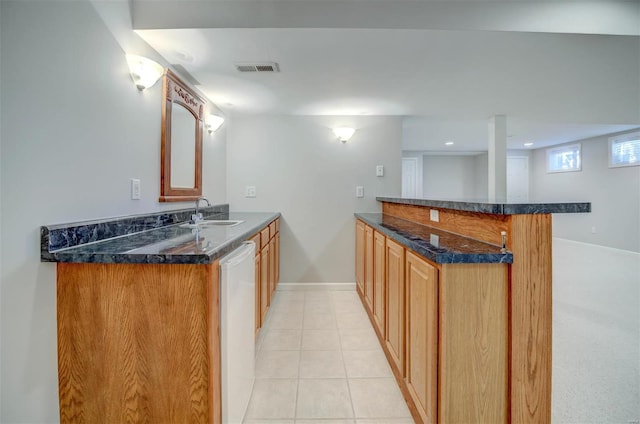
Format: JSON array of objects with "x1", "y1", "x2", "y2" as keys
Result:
[
  {"x1": 609, "y1": 131, "x2": 640, "y2": 168},
  {"x1": 546, "y1": 143, "x2": 581, "y2": 173}
]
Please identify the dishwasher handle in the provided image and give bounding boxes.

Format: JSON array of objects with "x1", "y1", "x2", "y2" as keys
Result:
[{"x1": 220, "y1": 242, "x2": 255, "y2": 268}]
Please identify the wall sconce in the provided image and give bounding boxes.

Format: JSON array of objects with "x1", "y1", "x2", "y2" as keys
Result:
[
  {"x1": 333, "y1": 127, "x2": 355, "y2": 143},
  {"x1": 207, "y1": 114, "x2": 225, "y2": 133},
  {"x1": 126, "y1": 54, "x2": 164, "y2": 91}
]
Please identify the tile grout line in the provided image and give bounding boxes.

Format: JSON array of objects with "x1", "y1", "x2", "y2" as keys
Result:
[
  {"x1": 293, "y1": 291, "x2": 306, "y2": 421},
  {"x1": 334, "y1": 292, "x2": 359, "y2": 422}
]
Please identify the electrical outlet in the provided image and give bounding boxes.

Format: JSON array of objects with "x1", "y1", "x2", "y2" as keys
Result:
[
  {"x1": 430, "y1": 209, "x2": 439, "y2": 222},
  {"x1": 591, "y1": 226, "x2": 596, "y2": 234},
  {"x1": 376, "y1": 165, "x2": 384, "y2": 177},
  {"x1": 356, "y1": 186, "x2": 364, "y2": 198},
  {"x1": 245, "y1": 186, "x2": 256, "y2": 198},
  {"x1": 131, "y1": 179, "x2": 141, "y2": 200}
]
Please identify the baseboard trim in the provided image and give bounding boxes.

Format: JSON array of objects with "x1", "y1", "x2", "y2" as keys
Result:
[
  {"x1": 276, "y1": 282, "x2": 356, "y2": 291},
  {"x1": 554, "y1": 237, "x2": 640, "y2": 256}
]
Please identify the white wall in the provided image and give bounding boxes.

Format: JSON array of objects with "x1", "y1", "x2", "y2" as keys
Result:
[
  {"x1": 227, "y1": 115, "x2": 402, "y2": 283},
  {"x1": 473, "y1": 153, "x2": 488, "y2": 199},
  {"x1": 422, "y1": 155, "x2": 478, "y2": 199},
  {"x1": 530, "y1": 131, "x2": 640, "y2": 252},
  {"x1": 0, "y1": 1, "x2": 226, "y2": 422}
]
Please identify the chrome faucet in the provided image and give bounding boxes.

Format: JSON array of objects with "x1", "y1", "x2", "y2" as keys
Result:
[{"x1": 192, "y1": 196, "x2": 211, "y2": 224}]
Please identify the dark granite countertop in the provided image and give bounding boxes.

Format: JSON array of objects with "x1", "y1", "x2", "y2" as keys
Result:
[
  {"x1": 377, "y1": 197, "x2": 591, "y2": 215},
  {"x1": 356, "y1": 213, "x2": 512, "y2": 264},
  {"x1": 42, "y1": 209, "x2": 279, "y2": 265}
]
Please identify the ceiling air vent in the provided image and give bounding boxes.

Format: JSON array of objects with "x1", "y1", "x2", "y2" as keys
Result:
[{"x1": 235, "y1": 62, "x2": 280, "y2": 73}]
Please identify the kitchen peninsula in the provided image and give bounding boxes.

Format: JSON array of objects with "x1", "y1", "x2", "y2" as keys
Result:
[
  {"x1": 355, "y1": 197, "x2": 590, "y2": 424},
  {"x1": 41, "y1": 204, "x2": 280, "y2": 424}
]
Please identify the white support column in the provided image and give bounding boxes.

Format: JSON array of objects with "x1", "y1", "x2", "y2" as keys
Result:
[{"x1": 488, "y1": 115, "x2": 507, "y2": 201}]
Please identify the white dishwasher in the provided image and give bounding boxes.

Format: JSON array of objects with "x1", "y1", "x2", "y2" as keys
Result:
[{"x1": 220, "y1": 241, "x2": 256, "y2": 424}]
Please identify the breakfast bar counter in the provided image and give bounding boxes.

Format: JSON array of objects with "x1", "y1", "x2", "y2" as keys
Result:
[{"x1": 354, "y1": 196, "x2": 590, "y2": 424}]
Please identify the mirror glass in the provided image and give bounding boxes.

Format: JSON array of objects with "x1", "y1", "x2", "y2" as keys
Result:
[
  {"x1": 170, "y1": 103, "x2": 197, "y2": 188},
  {"x1": 160, "y1": 69, "x2": 205, "y2": 202}
]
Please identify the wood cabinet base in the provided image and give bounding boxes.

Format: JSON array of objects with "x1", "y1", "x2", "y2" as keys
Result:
[
  {"x1": 57, "y1": 262, "x2": 221, "y2": 424},
  {"x1": 359, "y1": 260, "x2": 508, "y2": 424}
]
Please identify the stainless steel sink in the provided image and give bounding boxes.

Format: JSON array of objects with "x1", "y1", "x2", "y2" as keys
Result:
[
  {"x1": 200, "y1": 220, "x2": 244, "y2": 227},
  {"x1": 180, "y1": 220, "x2": 244, "y2": 229}
]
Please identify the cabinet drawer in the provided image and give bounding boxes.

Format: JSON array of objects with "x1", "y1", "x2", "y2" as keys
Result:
[
  {"x1": 275, "y1": 218, "x2": 280, "y2": 233},
  {"x1": 261, "y1": 227, "x2": 270, "y2": 249},
  {"x1": 269, "y1": 221, "x2": 276, "y2": 238}
]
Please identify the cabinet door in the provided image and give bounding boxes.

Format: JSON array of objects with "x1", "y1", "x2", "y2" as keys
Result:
[
  {"x1": 260, "y1": 244, "x2": 270, "y2": 321},
  {"x1": 405, "y1": 251, "x2": 438, "y2": 424},
  {"x1": 261, "y1": 227, "x2": 270, "y2": 249},
  {"x1": 269, "y1": 221, "x2": 276, "y2": 237},
  {"x1": 269, "y1": 237, "x2": 276, "y2": 302},
  {"x1": 364, "y1": 225, "x2": 374, "y2": 313},
  {"x1": 57, "y1": 262, "x2": 220, "y2": 423},
  {"x1": 372, "y1": 231, "x2": 386, "y2": 338},
  {"x1": 250, "y1": 234, "x2": 262, "y2": 334},
  {"x1": 355, "y1": 221, "x2": 365, "y2": 295},
  {"x1": 385, "y1": 238, "x2": 405, "y2": 375},
  {"x1": 275, "y1": 232, "x2": 280, "y2": 286}
]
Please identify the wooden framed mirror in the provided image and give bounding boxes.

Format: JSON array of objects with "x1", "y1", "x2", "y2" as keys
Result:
[{"x1": 159, "y1": 69, "x2": 205, "y2": 202}]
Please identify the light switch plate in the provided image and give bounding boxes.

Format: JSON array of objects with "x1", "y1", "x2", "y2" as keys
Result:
[
  {"x1": 376, "y1": 165, "x2": 384, "y2": 177},
  {"x1": 245, "y1": 186, "x2": 256, "y2": 198},
  {"x1": 356, "y1": 186, "x2": 364, "y2": 198},
  {"x1": 131, "y1": 178, "x2": 141, "y2": 200},
  {"x1": 430, "y1": 209, "x2": 439, "y2": 222}
]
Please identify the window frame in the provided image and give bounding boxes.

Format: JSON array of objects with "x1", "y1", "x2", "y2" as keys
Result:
[
  {"x1": 608, "y1": 131, "x2": 640, "y2": 169},
  {"x1": 546, "y1": 143, "x2": 582, "y2": 173}
]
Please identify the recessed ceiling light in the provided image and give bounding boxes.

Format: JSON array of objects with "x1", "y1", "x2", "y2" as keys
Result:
[
  {"x1": 445, "y1": 141, "x2": 454, "y2": 146},
  {"x1": 524, "y1": 142, "x2": 534, "y2": 147}
]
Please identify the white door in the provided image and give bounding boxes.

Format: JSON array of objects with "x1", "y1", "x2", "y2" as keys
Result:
[
  {"x1": 402, "y1": 157, "x2": 418, "y2": 198},
  {"x1": 507, "y1": 156, "x2": 529, "y2": 202}
]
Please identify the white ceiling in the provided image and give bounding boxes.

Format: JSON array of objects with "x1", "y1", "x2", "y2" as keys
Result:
[{"x1": 133, "y1": 0, "x2": 640, "y2": 151}]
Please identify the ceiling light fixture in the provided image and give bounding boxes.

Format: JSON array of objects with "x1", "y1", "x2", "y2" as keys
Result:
[
  {"x1": 207, "y1": 114, "x2": 225, "y2": 133},
  {"x1": 126, "y1": 54, "x2": 164, "y2": 91},
  {"x1": 333, "y1": 127, "x2": 356, "y2": 143},
  {"x1": 445, "y1": 141, "x2": 454, "y2": 146},
  {"x1": 524, "y1": 142, "x2": 534, "y2": 147}
]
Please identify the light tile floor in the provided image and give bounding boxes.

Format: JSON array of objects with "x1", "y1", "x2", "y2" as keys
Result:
[{"x1": 244, "y1": 290, "x2": 415, "y2": 424}]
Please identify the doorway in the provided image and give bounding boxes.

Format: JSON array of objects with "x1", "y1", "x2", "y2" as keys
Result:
[
  {"x1": 507, "y1": 156, "x2": 529, "y2": 202},
  {"x1": 402, "y1": 157, "x2": 421, "y2": 198}
]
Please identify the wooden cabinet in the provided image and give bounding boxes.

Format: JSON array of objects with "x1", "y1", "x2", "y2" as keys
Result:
[
  {"x1": 364, "y1": 225, "x2": 374, "y2": 313},
  {"x1": 355, "y1": 218, "x2": 509, "y2": 424},
  {"x1": 250, "y1": 233, "x2": 262, "y2": 335},
  {"x1": 439, "y1": 264, "x2": 507, "y2": 424},
  {"x1": 255, "y1": 218, "x2": 281, "y2": 333},
  {"x1": 260, "y1": 240, "x2": 270, "y2": 322},
  {"x1": 275, "y1": 232, "x2": 280, "y2": 286},
  {"x1": 405, "y1": 251, "x2": 438, "y2": 424},
  {"x1": 385, "y1": 237, "x2": 405, "y2": 376},
  {"x1": 260, "y1": 227, "x2": 270, "y2": 249},
  {"x1": 57, "y1": 262, "x2": 221, "y2": 423},
  {"x1": 269, "y1": 236, "x2": 276, "y2": 301},
  {"x1": 355, "y1": 221, "x2": 365, "y2": 295},
  {"x1": 56, "y1": 217, "x2": 281, "y2": 423},
  {"x1": 372, "y1": 231, "x2": 386, "y2": 338}
]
